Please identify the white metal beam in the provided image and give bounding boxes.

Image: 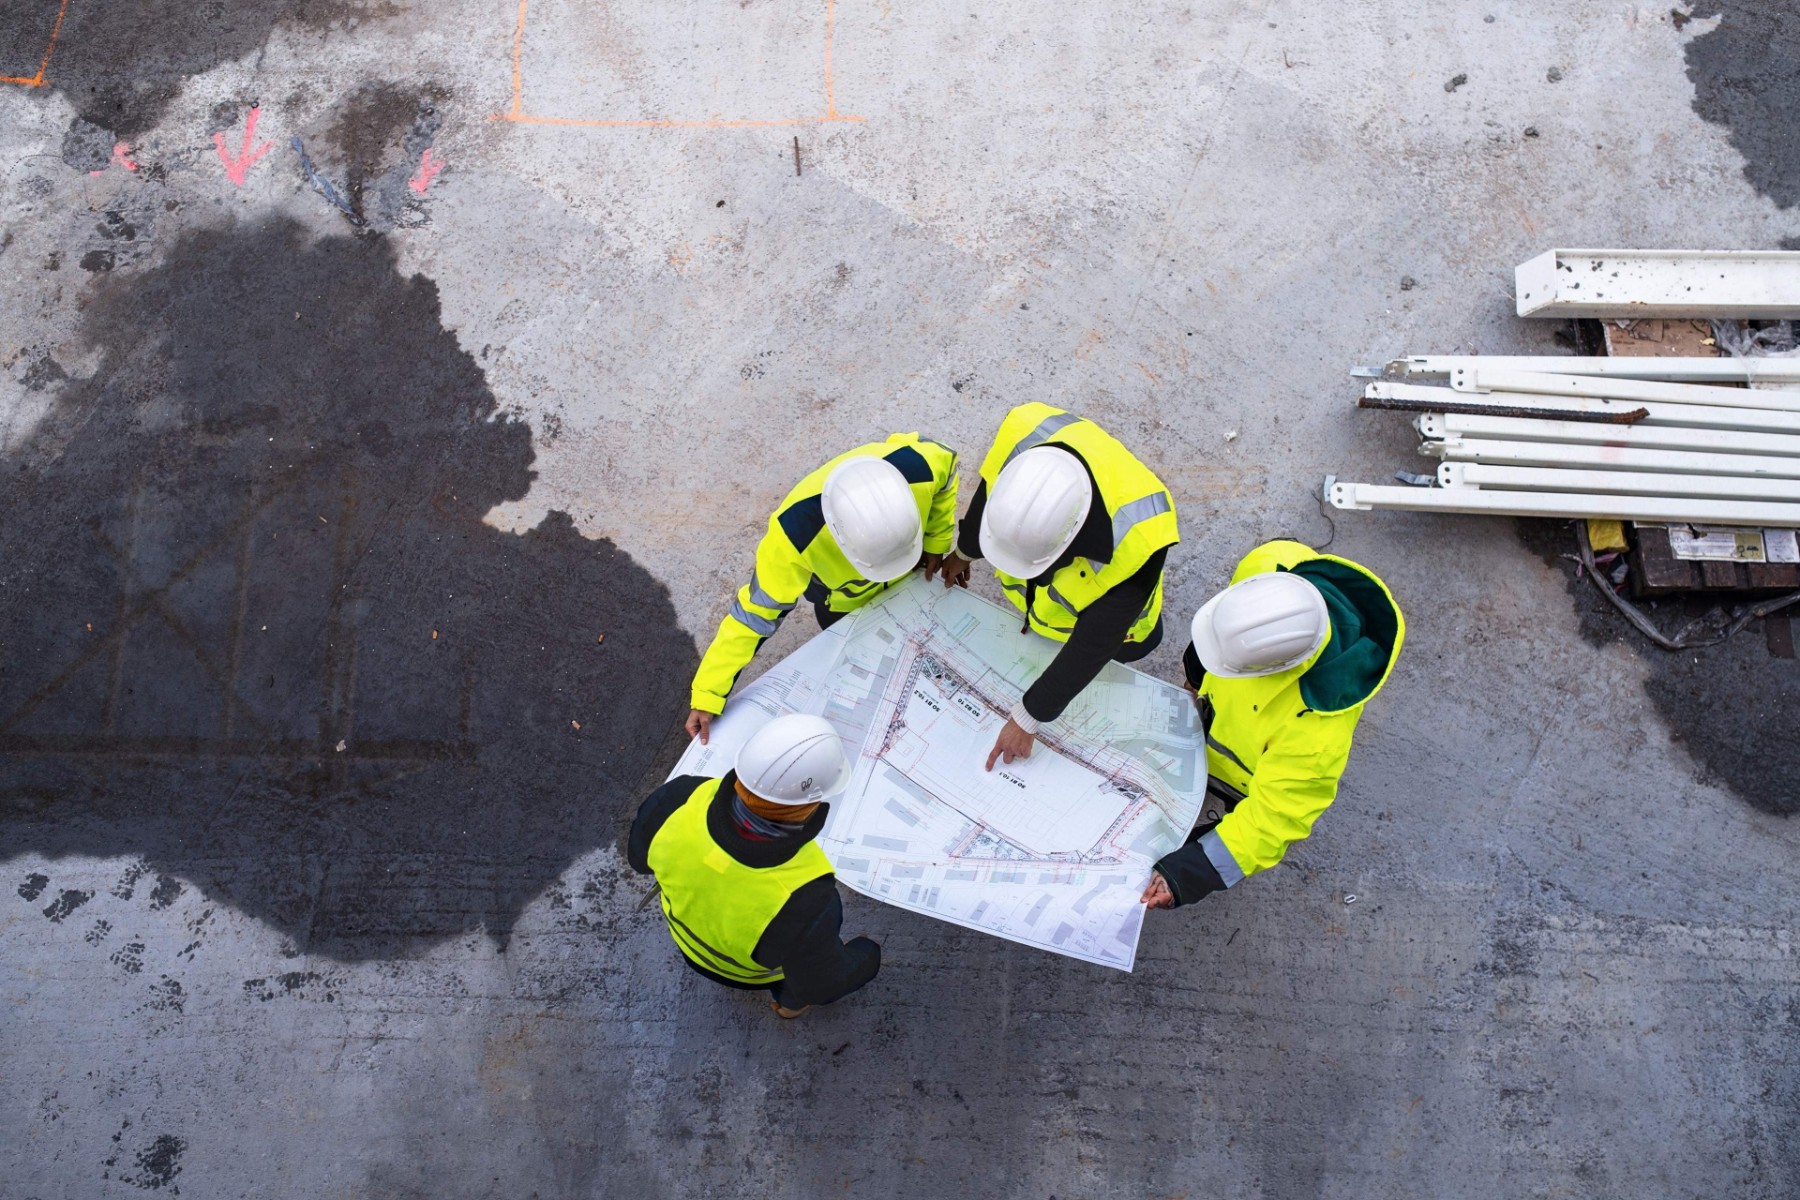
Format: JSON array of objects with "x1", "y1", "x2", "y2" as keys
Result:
[
  {"x1": 1439, "y1": 462, "x2": 1800, "y2": 501},
  {"x1": 1419, "y1": 412, "x2": 1800, "y2": 457},
  {"x1": 1379, "y1": 356, "x2": 1800, "y2": 382},
  {"x1": 1449, "y1": 368, "x2": 1800, "y2": 413},
  {"x1": 1328, "y1": 480, "x2": 1800, "y2": 526},
  {"x1": 1514, "y1": 248, "x2": 1800, "y2": 319},
  {"x1": 1367, "y1": 380, "x2": 1800, "y2": 435},
  {"x1": 1423, "y1": 436, "x2": 1800, "y2": 480}
]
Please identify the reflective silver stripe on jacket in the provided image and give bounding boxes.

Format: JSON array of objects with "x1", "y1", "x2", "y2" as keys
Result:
[
  {"x1": 1001, "y1": 411, "x2": 1084, "y2": 469},
  {"x1": 1111, "y1": 490, "x2": 1173, "y2": 548},
  {"x1": 1199, "y1": 829, "x2": 1245, "y2": 888},
  {"x1": 729, "y1": 597, "x2": 781, "y2": 636},
  {"x1": 1047, "y1": 582, "x2": 1078, "y2": 614},
  {"x1": 1205, "y1": 728, "x2": 1253, "y2": 776},
  {"x1": 664, "y1": 909, "x2": 783, "y2": 983},
  {"x1": 836, "y1": 577, "x2": 884, "y2": 599},
  {"x1": 918, "y1": 437, "x2": 959, "y2": 464},
  {"x1": 747, "y1": 571, "x2": 796, "y2": 613}
]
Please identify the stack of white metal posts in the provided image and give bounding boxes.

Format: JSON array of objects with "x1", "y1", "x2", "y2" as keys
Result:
[{"x1": 1329, "y1": 249, "x2": 1800, "y2": 528}]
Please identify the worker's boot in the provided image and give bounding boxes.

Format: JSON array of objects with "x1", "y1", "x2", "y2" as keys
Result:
[{"x1": 770, "y1": 1001, "x2": 812, "y2": 1019}]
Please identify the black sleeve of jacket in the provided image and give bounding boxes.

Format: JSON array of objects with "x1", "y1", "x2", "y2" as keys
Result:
[
  {"x1": 1022, "y1": 548, "x2": 1169, "y2": 723},
  {"x1": 755, "y1": 876, "x2": 881, "y2": 1008},
  {"x1": 956, "y1": 480, "x2": 987, "y2": 560},
  {"x1": 626, "y1": 776, "x2": 701, "y2": 874},
  {"x1": 1154, "y1": 840, "x2": 1227, "y2": 907},
  {"x1": 1182, "y1": 641, "x2": 1205, "y2": 691}
]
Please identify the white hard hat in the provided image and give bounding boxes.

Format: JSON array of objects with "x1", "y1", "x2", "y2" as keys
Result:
[
  {"x1": 979, "y1": 446, "x2": 1093, "y2": 579},
  {"x1": 820, "y1": 456, "x2": 923, "y2": 583},
  {"x1": 1191, "y1": 573, "x2": 1330, "y2": 678},
  {"x1": 735, "y1": 714, "x2": 851, "y2": 805}
]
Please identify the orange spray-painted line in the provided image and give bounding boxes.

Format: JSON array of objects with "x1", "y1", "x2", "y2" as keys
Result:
[
  {"x1": 510, "y1": 0, "x2": 529, "y2": 116},
  {"x1": 1, "y1": 0, "x2": 71, "y2": 88},
  {"x1": 824, "y1": 0, "x2": 838, "y2": 118},
  {"x1": 502, "y1": 0, "x2": 863, "y2": 131}
]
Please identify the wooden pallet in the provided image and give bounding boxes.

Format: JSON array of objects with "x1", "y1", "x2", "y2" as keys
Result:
[
  {"x1": 1628, "y1": 523, "x2": 1800, "y2": 595},
  {"x1": 1591, "y1": 319, "x2": 1799, "y2": 597}
]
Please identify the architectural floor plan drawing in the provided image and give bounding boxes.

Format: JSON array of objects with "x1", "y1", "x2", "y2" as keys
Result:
[{"x1": 671, "y1": 580, "x2": 1207, "y2": 970}]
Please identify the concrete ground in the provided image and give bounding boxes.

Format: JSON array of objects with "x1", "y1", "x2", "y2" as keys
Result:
[{"x1": 3, "y1": 1, "x2": 1797, "y2": 1196}]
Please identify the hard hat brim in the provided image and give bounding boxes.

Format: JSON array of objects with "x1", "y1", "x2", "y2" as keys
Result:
[
  {"x1": 1190, "y1": 590, "x2": 1236, "y2": 677},
  {"x1": 1191, "y1": 577, "x2": 1331, "y2": 678},
  {"x1": 843, "y1": 528, "x2": 924, "y2": 583},
  {"x1": 979, "y1": 446, "x2": 1093, "y2": 581},
  {"x1": 978, "y1": 508, "x2": 1084, "y2": 581}
]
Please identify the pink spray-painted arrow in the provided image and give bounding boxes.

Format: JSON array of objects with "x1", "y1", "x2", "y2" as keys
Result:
[
  {"x1": 214, "y1": 106, "x2": 273, "y2": 186},
  {"x1": 89, "y1": 142, "x2": 140, "y2": 176},
  {"x1": 408, "y1": 147, "x2": 445, "y2": 194}
]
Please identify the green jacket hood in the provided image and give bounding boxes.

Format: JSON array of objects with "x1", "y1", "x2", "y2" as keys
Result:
[{"x1": 1230, "y1": 540, "x2": 1404, "y2": 714}]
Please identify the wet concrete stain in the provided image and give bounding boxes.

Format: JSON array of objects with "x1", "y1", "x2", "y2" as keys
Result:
[
  {"x1": 242, "y1": 970, "x2": 339, "y2": 1001},
  {"x1": 1684, "y1": 2, "x2": 1800, "y2": 208},
  {"x1": 148, "y1": 875, "x2": 184, "y2": 910},
  {"x1": 20, "y1": 352, "x2": 68, "y2": 394},
  {"x1": 42, "y1": 888, "x2": 92, "y2": 921},
  {"x1": 320, "y1": 82, "x2": 446, "y2": 229},
  {"x1": 0, "y1": 1, "x2": 400, "y2": 138},
  {"x1": 112, "y1": 860, "x2": 148, "y2": 899},
  {"x1": 60, "y1": 117, "x2": 119, "y2": 174},
  {"x1": 0, "y1": 218, "x2": 699, "y2": 959},
  {"x1": 145, "y1": 976, "x2": 185, "y2": 1012},
  {"x1": 125, "y1": 1133, "x2": 186, "y2": 1191},
  {"x1": 1515, "y1": 518, "x2": 1800, "y2": 816},
  {"x1": 18, "y1": 872, "x2": 50, "y2": 900}
]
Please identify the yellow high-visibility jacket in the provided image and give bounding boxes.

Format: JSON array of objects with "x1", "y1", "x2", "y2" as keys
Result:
[
  {"x1": 976, "y1": 403, "x2": 1178, "y2": 645},
  {"x1": 689, "y1": 433, "x2": 959, "y2": 714},
  {"x1": 645, "y1": 778, "x2": 834, "y2": 985},
  {"x1": 1156, "y1": 540, "x2": 1404, "y2": 904}
]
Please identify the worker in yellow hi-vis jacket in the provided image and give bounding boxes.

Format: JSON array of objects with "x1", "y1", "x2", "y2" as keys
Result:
[
  {"x1": 1141, "y1": 540, "x2": 1404, "y2": 909},
  {"x1": 936, "y1": 403, "x2": 1179, "y2": 771},
  {"x1": 685, "y1": 433, "x2": 960, "y2": 743}
]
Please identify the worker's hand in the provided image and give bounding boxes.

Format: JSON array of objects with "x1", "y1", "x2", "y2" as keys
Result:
[
  {"x1": 685, "y1": 709, "x2": 713, "y2": 744},
  {"x1": 938, "y1": 552, "x2": 973, "y2": 590},
  {"x1": 920, "y1": 551, "x2": 945, "y2": 580},
  {"x1": 1140, "y1": 870, "x2": 1175, "y2": 910},
  {"x1": 985, "y1": 718, "x2": 1034, "y2": 771}
]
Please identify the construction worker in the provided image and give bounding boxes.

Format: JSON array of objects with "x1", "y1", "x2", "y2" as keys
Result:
[
  {"x1": 937, "y1": 403, "x2": 1179, "y2": 770},
  {"x1": 686, "y1": 434, "x2": 960, "y2": 743},
  {"x1": 628, "y1": 714, "x2": 880, "y2": 1018},
  {"x1": 1140, "y1": 540, "x2": 1404, "y2": 910}
]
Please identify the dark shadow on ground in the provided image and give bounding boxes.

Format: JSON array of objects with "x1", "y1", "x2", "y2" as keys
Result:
[
  {"x1": 1514, "y1": 517, "x2": 1799, "y2": 817},
  {"x1": 0, "y1": 0, "x2": 397, "y2": 140},
  {"x1": 1684, "y1": 1, "x2": 1800, "y2": 209},
  {"x1": 0, "y1": 218, "x2": 697, "y2": 958}
]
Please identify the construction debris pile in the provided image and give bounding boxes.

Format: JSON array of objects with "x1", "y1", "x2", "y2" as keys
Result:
[
  {"x1": 1329, "y1": 249, "x2": 1800, "y2": 649},
  {"x1": 1333, "y1": 352, "x2": 1800, "y2": 529},
  {"x1": 1332, "y1": 251, "x2": 1800, "y2": 606}
]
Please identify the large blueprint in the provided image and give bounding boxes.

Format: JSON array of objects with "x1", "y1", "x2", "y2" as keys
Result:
[{"x1": 671, "y1": 580, "x2": 1206, "y2": 971}]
